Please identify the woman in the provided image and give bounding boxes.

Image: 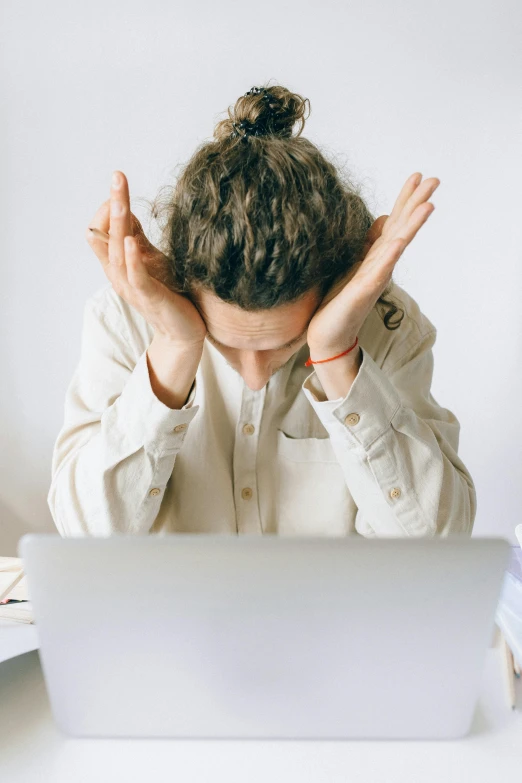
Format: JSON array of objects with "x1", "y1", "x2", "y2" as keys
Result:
[{"x1": 47, "y1": 83, "x2": 476, "y2": 537}]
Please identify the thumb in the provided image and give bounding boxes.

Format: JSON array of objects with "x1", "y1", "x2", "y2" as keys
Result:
[
  {"x1": 368, "y1": 214, "x2": 389, "y2": 243},
  {"x1": 361, "y1": 214, "x2": 389, "y2": 257}
]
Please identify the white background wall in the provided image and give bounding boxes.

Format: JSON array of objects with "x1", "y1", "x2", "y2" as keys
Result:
[{"x1": 1, "y1": 0, "x2": 521, "y2": 554}]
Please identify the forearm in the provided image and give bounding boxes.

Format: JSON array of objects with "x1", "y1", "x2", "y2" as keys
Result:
[
  {"x1": 146, "y1": 332, "x2": 203, "y2": 410},
  {"x1": 48, "y1": 438, "x2": 179, "y2": 537},
  {"x1": 302, "y1": 342, "x2": 477, "y2": 537},
  {"x1": 49, "y1": 336, "x2": 201, "y2": 537}
]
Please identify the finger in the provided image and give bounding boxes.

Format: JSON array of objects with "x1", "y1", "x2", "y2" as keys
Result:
[
  {"x1": 108, "y1": 171, "x2": 132, "y2": 268},
  {"x1": 86, "y1": 200, "x2": 111, "y2": 267},
  {"x1": 357, "y1": 237, "x2": 405, "y2": 280},
  {"x1": 387, "y1": 173, "x2": 423, "y2": 223},
  {"x1": 367, "y1": 203, "x2": 435, "y2": 277},
  {"x1": 352, "y1": 201, "x2": 435, "y2": 294},
  {"x1": 363, "y1": 215, "x2": 388, "y2": 253},
  {"x1": 124, "y1": 236, "x2": 154, "y2": 293},
  {"x1": 333, "y1": 237, "x2": 404, "y2": 311},
  {"x1": 396, "y1": 202, "x2": 435, "y2": 246},
  {"x1": 89, "y1": 227, "x2": 109, "y2": 243},
  {"x1": 400, "y1": 178, "x2": 440, "y2": 224},
  {"x1": 88, "y1": 199, "x2": 140, "y2": 239},
  {"x1": 89, "y1": 212, "x2": 141, "y2": 244},
  {"x1": 129, "y1": 212, "x2": 154, "y2": 258},
  {"x1": 87, "y1": 198, "x2": 111, "y2": 233}
]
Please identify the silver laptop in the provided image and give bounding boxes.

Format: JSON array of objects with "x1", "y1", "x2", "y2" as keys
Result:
[{"x1": 18, "y1": 533, "x2": 510, "y2": 740}]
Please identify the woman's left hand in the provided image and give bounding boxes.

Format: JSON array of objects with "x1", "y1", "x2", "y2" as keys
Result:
[{"x1": 306, "y1": 172, "x2": 440, "y2": 359}]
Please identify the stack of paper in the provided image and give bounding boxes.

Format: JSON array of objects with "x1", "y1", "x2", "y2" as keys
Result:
[{"x1": 0, "y1": 556, "x2": 38, "y2": 663}]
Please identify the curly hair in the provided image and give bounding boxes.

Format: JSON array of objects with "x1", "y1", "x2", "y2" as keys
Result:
[{"x1": 146, "y1": 82, "x2": 404, "y2": 329}]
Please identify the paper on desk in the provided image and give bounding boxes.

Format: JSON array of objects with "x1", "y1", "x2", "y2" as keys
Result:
[
  {"x1": 0, "y1": 601, "x2": 34, "y2": 623},
  {"x1": 0, "y1": 556, "x2": 27, "y2": 602},
  {"x1": 0, "y1": 556, "x2": 33, "y2": 625}
]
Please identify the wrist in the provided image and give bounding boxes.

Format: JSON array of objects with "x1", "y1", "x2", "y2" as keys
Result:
[
  {"x1": 147, "y1": 336, "x2": 202, "y2": 410},
  {"x1": 306, "y1": 336, "x2": 359, "y2": 364},
  {"x1": 152, "y1": 331, "x2": 205, "y2": 355},
  {"x1": 312, "y1": 344, "x2": 362, "y2": 370},
  {"x1": 310, "y1": 345, "x2": 362, "y2": 401}
]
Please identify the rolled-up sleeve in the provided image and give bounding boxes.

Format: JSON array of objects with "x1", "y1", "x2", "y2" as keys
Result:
[
  {"x1": 47, "y1": 298, "x2": 200, "y2": 537},
  {"x1": 301, "y1": 330, "x2": 477, "y2": 538}
]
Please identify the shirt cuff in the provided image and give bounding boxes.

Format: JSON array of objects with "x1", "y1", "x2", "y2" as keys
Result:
[
  {"x1": 116, "y1": 349, "x2": 199, "y2": 453},
  {"x1": 301, "y1": 346, "x2": 401, "y2": 452},
  {"x1": 183, "y1": 377, "x2": 197, "y2": 409}
]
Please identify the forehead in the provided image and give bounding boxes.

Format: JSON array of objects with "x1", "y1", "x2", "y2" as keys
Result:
[{"x1": 193, "y1": 287, "x2": 320, "y2": 349}]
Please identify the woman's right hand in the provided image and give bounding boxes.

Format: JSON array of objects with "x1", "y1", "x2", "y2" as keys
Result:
[{"x1": 86, "y1": 170, "x2": 208, "y2": 351}]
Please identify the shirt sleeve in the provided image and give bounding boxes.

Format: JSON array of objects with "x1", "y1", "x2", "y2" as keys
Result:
[
  {"x1": 301, "y1": 330, "x2": 477, "y2": 538},
  {"x1": 47, "y1": 298, "x2": 200, "y2": 537}
]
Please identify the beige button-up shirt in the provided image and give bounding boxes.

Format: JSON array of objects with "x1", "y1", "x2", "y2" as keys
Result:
[{"x1": 47, "y1": 281, "x2": 476, "y2": 538}]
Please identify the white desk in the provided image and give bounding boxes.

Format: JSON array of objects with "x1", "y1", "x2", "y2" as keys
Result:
[{"x1": 0, "y1": 645, "x2": 520, "y2": 782}]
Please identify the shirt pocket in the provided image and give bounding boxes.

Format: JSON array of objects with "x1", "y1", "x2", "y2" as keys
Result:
[{"x1": 275, "y1": 430, "x2": 357, "y2": 536}]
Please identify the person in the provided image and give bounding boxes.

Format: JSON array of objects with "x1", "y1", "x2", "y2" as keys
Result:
[{"x1": 47, "y1": 84, "x2": 476, "y2": 538}]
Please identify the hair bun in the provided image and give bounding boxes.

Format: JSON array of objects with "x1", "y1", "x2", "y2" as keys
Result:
[{"x1": 214, "y1": 84, "x2": 310, "y2": 142}]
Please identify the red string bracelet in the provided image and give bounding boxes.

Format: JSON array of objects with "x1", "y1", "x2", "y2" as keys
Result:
[{"x1": 305, "y1": 336, "x2": 359, "y2": 367}]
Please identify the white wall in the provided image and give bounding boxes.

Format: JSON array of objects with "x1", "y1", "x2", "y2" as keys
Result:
[{"x1": 1, "y1": 0, "x2": 521, "y2": 553}]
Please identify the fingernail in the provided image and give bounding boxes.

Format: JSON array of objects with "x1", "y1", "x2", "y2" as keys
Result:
[{"x1": 112, "y1": 172, "x2": 122, "y2": 188}]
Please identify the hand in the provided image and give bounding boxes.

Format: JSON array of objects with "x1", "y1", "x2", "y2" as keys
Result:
[
  {"x1": 306, "y1": 172, "x2": 440, "y2": 358},
  {"x1": 86, "y1": 171, "x2": 207, "y2": 349}
]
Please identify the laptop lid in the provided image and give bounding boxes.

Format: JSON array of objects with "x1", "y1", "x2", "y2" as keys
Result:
[{"x1": 18, "y1": 533, "x2": 510, "y2": 740}]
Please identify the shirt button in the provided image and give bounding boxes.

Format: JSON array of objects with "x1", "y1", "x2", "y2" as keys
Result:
[
  {"x1": 174, "y1": 424, "x2": 187, "y2": 433},
  {"x1": 344, "y1": 413, "x2": 360, "y2": 426},
  {"x1": 390, "y1": 487, "x2": 402, "y2": 499},
  {"x1": 242, "y1": 423, "x2": 255, "y2": 436},
  {"x1": 149, "y1": 488, "x2": 161, "y2": 497},
  {"x1": 241, "y1": 487, "x2": 253, "y2": 500}
]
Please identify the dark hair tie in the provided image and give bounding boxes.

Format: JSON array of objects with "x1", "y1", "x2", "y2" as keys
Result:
[{"x1": 230, "y1": 87, "x2": 277, "y2": 140}]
